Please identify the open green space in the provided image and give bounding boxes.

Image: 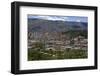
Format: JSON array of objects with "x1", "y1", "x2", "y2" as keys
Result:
[{"x1": 28, "y1": 48, "x2": 87, "y2": 61}]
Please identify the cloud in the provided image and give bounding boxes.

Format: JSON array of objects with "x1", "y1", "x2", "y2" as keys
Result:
[
  {"x1": 38, "y1": 16, "x2": 68, "y2": 21},
  {"x1": 76, "y1": 19, "x2": 81, "y2": 22},
  {"x1": 28, "y1": 15, "x2": 68, "y2": 21},
  {"x1": 28, "y1": 15, "x2": 88, "y2": 22}
]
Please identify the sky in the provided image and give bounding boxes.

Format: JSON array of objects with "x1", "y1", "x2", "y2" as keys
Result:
[{"x1": 28, "y1": 15, "x2": 88, "y2": 22}]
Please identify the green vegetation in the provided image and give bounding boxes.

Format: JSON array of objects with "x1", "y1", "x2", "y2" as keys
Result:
[
  {"x1": 62, "y1": 30, "x2": 87, "y2": 38},
  {"x1": 28, "y1": 48, "x2": 87, "y2": 61}
]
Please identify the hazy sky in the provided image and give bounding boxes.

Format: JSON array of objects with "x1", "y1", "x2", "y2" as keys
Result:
[{"x1": 28, "y1": 15, "x2": 88, "y2": 22}]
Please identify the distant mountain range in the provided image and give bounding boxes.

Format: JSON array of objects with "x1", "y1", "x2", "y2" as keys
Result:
[{"x1": 28, "y1": 18, "x2": 88, "y2": 32}]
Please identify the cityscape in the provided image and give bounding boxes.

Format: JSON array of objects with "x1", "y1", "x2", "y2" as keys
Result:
[{"x1": 28, "y1": 15, "x2": 88, "y2": 61}]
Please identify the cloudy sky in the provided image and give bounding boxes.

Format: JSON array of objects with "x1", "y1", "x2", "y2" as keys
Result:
[{"x1": 28, "y1": 15, "x2": 88, "y2": 22}]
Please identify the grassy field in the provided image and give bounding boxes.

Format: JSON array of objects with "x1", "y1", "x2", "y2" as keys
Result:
[{"x1": 28, "y1": 48, "x2": 87, "y2": 61}]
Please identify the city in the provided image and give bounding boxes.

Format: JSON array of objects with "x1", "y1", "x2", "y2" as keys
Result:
[{"x1": 28, "y1": 15, "x2": 88, "y2": 61}]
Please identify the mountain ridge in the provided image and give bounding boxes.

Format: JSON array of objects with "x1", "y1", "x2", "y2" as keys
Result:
[{"x1": 28, "y1": 19, "x2": 88, "y2": 32}]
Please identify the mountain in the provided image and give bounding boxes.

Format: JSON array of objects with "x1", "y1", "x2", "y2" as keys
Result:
[{"x1": 28, "y1": 18, "x2": 87, "y2": 32}]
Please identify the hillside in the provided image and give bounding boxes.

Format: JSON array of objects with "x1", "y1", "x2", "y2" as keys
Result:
[{"x1": 28, "y1": 18, "x2": 88, "y2": 33}]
